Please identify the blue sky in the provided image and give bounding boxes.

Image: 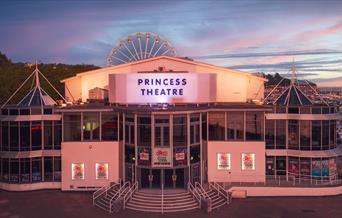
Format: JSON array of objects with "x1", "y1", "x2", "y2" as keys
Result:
[{"x1": 0, "y1": 0, "x2": 341, "y2": 85}]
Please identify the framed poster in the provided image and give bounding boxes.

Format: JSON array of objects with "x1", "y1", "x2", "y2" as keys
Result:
[
  {"x1": 242, "y1": 153, "x2": 255, "y2": 170},
  {"x1": 72, "y1": 163, "x2": 84, "y2": 180},
  {"x1": 96, "y1": 163, "x2": 108, "y2": 180},
  {"x1": 217, "y1": 153, "x2": 231, "y2": 170},
  {"x1": 152, "y1": 147, "x2": 171, "y2": 167}
]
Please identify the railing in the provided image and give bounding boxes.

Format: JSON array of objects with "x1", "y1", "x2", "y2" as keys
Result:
[
  {"x1": 210, "y1": 182, "x2": 232, "y2": 204},
  {"x1": 109, "y1": 181, "x2": 130, "y2": 213},
  {"x1": 161, "y1": 184, "x2": 164, "y2": 214},
  {"x1": 187, "y1": 182, "x2": 201, "y2": 208},
  {"x1": 122, "y1": 181, "x2": 138, "y2": 210},
  {"x1": 195, "y1": 182, "x2": 211, "y2": 200},
  {"x1": 92, "y1": 179, "x2": 121, "y2": 206},
  {"x1": 217, "y1": 174, "x2": 342, "y2": 189}
]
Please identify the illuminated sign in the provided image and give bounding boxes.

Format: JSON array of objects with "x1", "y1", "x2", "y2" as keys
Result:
[
  {"x1": 109, "y1": 73, "x2": 216, "y2": 104},
  {"x1": 72, "y1": 163, "x2": 84, "y2": 180},
  {"x1": 242, "y1": 153, "x2": 255, "y2": 170},
  {"x1": 152, "y1": 147, "x2": 171, "y2": 167},
  {"x1": 96, "y1": 163, "x2": 108, "y2": 180},
  {"x1": 217, "y1": 153, "x2": 231, "y2": 170}
]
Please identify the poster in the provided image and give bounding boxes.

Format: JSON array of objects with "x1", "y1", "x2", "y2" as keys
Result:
[
  {"x1": 321, "y1": 159, "x2": 329, "y2": 177},
  {"x1": 72, "y1": 163, "x2": 84, "y2": 180},
  {"x1": 289, "y1": 158, "x2": 299, "y2": 175},
  {"x1": 96, "y1": 163, "x2": 108, "y2": 179},
  {"x1": 311, "y1": 159, "x2": 321, "y2": 177},
  {"x1": 152, "y1": 147, "x2": 171, "y2": 167},
  {"x1": 217, "y1": 153, "x2": 231, "y2": 170},
  {"x1": 300, "y1": 159, "x2": 310, "y2": 175},
  {"x1": 174, "y1": 147, "x2": 187, "y2": 166},
  {"x1": 242, "y1": 153, "x2": 255, "y2": 170},
  {"x1": 329, "y1": 158, "x2": 336, "y2": 176},
  {"x1": 139, "y1": 148, "x2": 150, "y2": 161}
]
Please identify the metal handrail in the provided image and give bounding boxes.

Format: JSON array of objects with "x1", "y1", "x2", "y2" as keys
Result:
[
  {"x1": 195, "y1": 182, "x2": 211, "y2": 200},
  {"x1": 123, "y1": 181, "x2": 138, "y2": 210},
  {"x1": 93, "y1": 178, "x2": 121, "y2": 206},
  {"x1": 109, "y1": 181, "x2": 130, "y2": 213},
  {"x1": 188, "y1": 182, "x2": 201, "y2": 208},
  {"x1": 161, "y1": 184, "x2": 164, "y2": 214},
  {"x1": 210, "y1": 182, "x2": 232, "y2": 204}
]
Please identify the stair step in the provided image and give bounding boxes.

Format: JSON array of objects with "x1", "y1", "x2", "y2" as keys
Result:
[
  {"x1": 128, "y1": 199, "x2": 197, "y2": 207},
  {"x1": 126, "y1": 202, "x2": 198, "y2": 211},
  {"x1": 131, "y1": 197, "x2": 195, "y2": 204},
  {"x1": 126, "y1": 205, "x2": 199, "y2": 213}
]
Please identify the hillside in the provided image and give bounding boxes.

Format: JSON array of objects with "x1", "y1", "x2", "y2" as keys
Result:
[{"x1": 0, "y1": 52, "x2": 100, "y2": 105}]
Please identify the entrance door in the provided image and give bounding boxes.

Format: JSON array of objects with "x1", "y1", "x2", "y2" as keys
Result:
[
  {"x1": 175, "y1": 168, "x2": 185, "y2": 188},
  {"x1": 152, "y1": 169, "x2": 161, "y2": 188},
  {"x1": 164, "y1": 169, "x2": 173, "y2": 188},
  {"x1": 140, "y1": 168, "x2": 149, "y2": 188}
]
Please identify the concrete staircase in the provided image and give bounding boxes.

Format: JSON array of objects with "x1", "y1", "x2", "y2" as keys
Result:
[{"x1": 126, "y1": 190, "x2": 199, "y2": 213}]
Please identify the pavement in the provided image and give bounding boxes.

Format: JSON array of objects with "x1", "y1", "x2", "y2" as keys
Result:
[{"x1": 0, "y1": 190, "x2": 342, "y2": 218}]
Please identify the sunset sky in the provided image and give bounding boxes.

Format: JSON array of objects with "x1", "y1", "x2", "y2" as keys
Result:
[{"x1": 1, "y1": 0, "x2": 341, "y2": 86}]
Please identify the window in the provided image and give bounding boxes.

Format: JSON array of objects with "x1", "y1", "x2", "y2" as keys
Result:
[
  {"x1": 288, "y1": 157, "x2": 299, "y2": 176},
  {"x1": 245, "y1": 112, "x2": 263, "y2": 141},
  {"x1": 44, "y1": 157, "x2": 53, "y2": 181},
  {"x1": 217, "y1": 153, "x2": 231, "y2": 170},
  {"x1": 330, "y1": 120, "x2": 336, "y2": 149},
  {"x1": 2, "y1": 122, "x2": 9, "y2": 151},
  {"x1": 312, "y1": 121, "x2": 321, "y2": 150},
  {"x1": 202, "y1": 113, "x2": 207, "y2": 140},
  {"x1": 54, "y1": 157, "x2": 61, "y2": 181},
  {"x1": 173, "y1": 115, "x2": 187, "y2": 146},
  {"x1": 209, "y1": 112, "x2": 225, "y2": 141},
  {"x1": 266, "y1": 156, "x2": 275, "y2": 175},
  {"x1": 44, "y1": 121, "x2": 53, "y2": 150},
  {"x1": 174, "y1": 147, "x2": 187, "y2": 166},
  {"x1": 322, "y1": 121, "x2": 329, "y2": 150},
  {"x1": 101, "y1": 113, "x2": 118, "y2": 141},
  {"x1": 96, "y1": 163, "x2": 108, "y2": 180},
  {"x1": 276, "y1": 156, "x2": 286, "y2": 175},
  {"x1": 64, "y1": 113, "x2": 81, "y2": 141},
  {"x1": 20, "y1": 158, "x2": 30, "y2": 183},
  {"x1": 72, "y1": 163, "x2": 84, "y2": 180},
  {"x1": 155, "y1": 116, "x2": 170, "y2": 147},
  {"x1": 54, "y1": 121, "x2": 62, "y2": 149},
  {"x1": 125, "y1": 116, "x2": 135, "y2": 146},
  {"x1": 276, "y1": 120, "x2": 286, "y2": 149},
  {"x1": 227, "y1": 112, "x2": 244, "y2": 140},
  {"x1": 125, "y1": 146, "x2": 135, "y2": 163},
  {"x1": 311, "y1": 158, "x2": 321, "y2": 177},
  {"x1": 190, "y1": 114, "x2": 200, "y2": 145},
  {"x1": 2, "y1": 158, "x2": 9, "y2": 182},
  {"x1": 137, "y1": 116, "x2": 151, "y2": 146},
  {"x1": 300, "y1": 158, "x2": 311, "y2": 178},
  {"x1": 9, "y1": 122, "x2": 19, "y2": 151},
  {"x1": 20, "y1": 121, "x2": 30, "y2": 151},
  {"x1": 288, "y1": 120, "x2": 299, "y2": 150},
  {"x1": 9, "y1": 159, "x2": 19, "y2": 183},
  {"x1": 288, "y1": 107, "x2": 299, "y2": 114},
  {"x1": 265, "y1": 119, "x2": 275, "y2": 149},
  {"x1": 190, "y1": 145, "x2": 200, "y2": 163},
  {"x1": 83, "y1": 113, "x2": 100, "y2": 141},
  {"x1": 31, "y1": 121, "x2": 42, "y2": 150},
  {"x1": 300, "y1": 120, "x2": 310, "y2": 150},
  {"x1": 32, "y1": 157, "x2": 42, "y2": 182}
]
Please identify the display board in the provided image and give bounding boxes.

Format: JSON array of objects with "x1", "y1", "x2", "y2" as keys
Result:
[{"x1": 109, "y1": 73, "x2": 216, "y2": 104}]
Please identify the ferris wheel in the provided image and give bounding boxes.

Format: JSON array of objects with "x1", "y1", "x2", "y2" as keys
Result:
[{"x1": 107, "y1": 32, "x2": 177, "y2": 66}]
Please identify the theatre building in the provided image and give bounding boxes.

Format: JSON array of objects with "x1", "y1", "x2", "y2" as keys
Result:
[{"x1": 0, "y1": 34, "x2": 341, "y2": 193}]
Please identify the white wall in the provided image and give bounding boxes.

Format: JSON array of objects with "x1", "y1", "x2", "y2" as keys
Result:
[
  {"x1": 0, "y1": 182, "x2": 61, "y2": 191},
  {"x1": 207, "y1": 141, "x2": 266, "y2": 183},
  {"x1": 61, "y1": 141, "x2": 119, "y2": 191}
]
